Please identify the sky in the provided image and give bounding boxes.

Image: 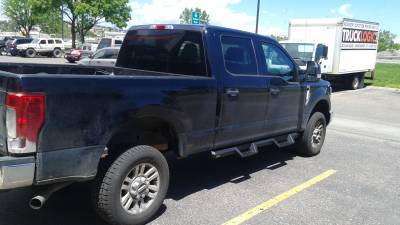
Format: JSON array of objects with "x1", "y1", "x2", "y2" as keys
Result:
[
  {"x1": 0, "y1": 0, "x2": 398, "y2": 38},
  {"x1": 128, "y1": 0, "x2": 400, "y2": 36}
]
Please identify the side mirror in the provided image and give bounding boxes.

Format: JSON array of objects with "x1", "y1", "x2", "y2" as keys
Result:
[
  {"x1": 305, "y1": 61, "x2": 321, "y2": 82},
  {"x1": 315, "y1": 44, "x2": 328, "y2": 62}
]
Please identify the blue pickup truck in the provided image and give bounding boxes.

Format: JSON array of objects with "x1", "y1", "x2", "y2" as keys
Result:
[{"x1": 0, "y1": 24, "x2": 332, "y2": 225}]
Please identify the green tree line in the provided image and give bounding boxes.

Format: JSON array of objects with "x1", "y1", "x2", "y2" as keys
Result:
[
  {"x1": 1, "y1": 0, "x2": 131, "y2": 48},
  {"x1": 378, "y1": 30, "x2": 400, "y2": 52}
]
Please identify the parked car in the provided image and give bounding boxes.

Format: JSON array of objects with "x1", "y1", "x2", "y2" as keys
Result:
[
  {"x1": 17, "y1": 38, "x2": 65, "y2": 58},
  {"x1": 77, "y1": 47, "x2": 120, "y2": 66},
  {"x1": 64, "y1": 43, "x2": 94, "y2": 63},
  {"x1": 0, "y1": 24, "x2": 332, "y2": 225},
  {"x1": 97, "y1": 37, "x2": 123, "y2": 50},
  {"x1": 0, "y1": 36, "x2": 24, "y2": 55},
  {"x1": 5, "y1": 38, "x2": 33, "y2": 56}
]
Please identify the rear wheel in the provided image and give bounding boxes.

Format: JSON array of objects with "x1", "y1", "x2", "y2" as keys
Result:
[
  {"x1": 296, "y1": 112, "x2": 327, "y2": 156},
  {"x1": 92, "y1": 145, "x2": 169, "y2": 225},
  {"x1": 25, "y1": 48, "x2": 36, "y2": 58},
  {"x1": 52, "y1": 48, "x2": 63, "y2": 58},
  {"x1": 347, "y1": 73, "x2": 364, "y2": 90}
]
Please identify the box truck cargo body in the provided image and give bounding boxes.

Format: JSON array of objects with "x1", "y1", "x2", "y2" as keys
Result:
[{"x1": 281, "y1": 18, "x2": 379, "y2": 89}]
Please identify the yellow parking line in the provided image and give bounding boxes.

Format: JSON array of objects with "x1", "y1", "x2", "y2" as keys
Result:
[{"x1": 222, "y1": 169, "x2": 337, "y2": 225}]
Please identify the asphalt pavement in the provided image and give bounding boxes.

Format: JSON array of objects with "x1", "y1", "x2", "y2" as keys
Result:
[
  {"x1": 0, "y1": 86, "x2": 399, "y2": 224},
  {"x1": 0, "y1": 55, "x2": 69, "y2": 65}
]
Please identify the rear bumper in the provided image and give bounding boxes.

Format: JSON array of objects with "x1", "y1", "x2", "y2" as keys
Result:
[{"x1": 0, "y1": 156, "x2": 35, "y2": 190}]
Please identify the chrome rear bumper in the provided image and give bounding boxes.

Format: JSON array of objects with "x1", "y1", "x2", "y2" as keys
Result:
[{"x1": 0, "y1": 156, "x2": 35, "y2": 190}]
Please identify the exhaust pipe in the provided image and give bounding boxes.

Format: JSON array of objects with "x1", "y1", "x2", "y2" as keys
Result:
[{"x1": 29, "y1": 182, "x2": 72, "y2": 210}]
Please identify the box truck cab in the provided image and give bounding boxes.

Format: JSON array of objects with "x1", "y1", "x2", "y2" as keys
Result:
[
  {"x1": 281, "y1": 18, "x2": 379, "y2": 89},
  {"x1": 280, "y1": 41, "x2": 328, "y2": 71}
]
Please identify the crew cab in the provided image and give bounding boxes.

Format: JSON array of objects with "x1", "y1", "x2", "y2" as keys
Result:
[
  {"x1": 17, "y1": 38, "x2": 65, "y2": 58},
  {"x1": 0, "y1": 24, "x2": 332, "y2": 225}
]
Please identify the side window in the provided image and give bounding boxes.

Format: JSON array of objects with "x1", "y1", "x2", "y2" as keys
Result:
[
  {"x1": 262, "y1": 43, "x2": 295, "y2": 81},
  {"x1": 103, "y1": 49, "x2": 116, "y2": 59},
  {"x1": 40, "y1": 40, "x2": 47, "y2": 44},
  {"x1": 221, "y1": 36, "x2": 257, "y2": 75},
  {"x1": 114, "y1": 40, "x2": 122, "y2": 45},
  {"x1": 47, "y1": 39, "x2": 54, "y2": 44},
  {"x1": 55, "y1": 40, "x2": 62, "y2": 44}
]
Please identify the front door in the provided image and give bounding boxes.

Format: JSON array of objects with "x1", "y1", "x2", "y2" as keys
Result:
[
  {"x1": 214, "y1": 35, "x2": 270, "y2": 148},
  {"x1": 259, "y1": 42, "x2": 302, "y2": 135}
]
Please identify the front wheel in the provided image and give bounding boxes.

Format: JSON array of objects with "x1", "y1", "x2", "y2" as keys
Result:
[
  {"x1": 92, "y1": 145, "x2": 170, "y2": 225},
  {"x1": 296, "y1": 112, "x2": 327, "y2": 156}
]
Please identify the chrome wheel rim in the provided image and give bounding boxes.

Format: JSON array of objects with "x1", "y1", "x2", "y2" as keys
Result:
[
  {"x1": 120, "y1": 163, "x2": 160, "y2": 214},
  {"x1": 311, "y1": 121, "x2": 324, "y2": 147},
  {"x1": 353, "y1": 77, "x2": 359, "y2": 89}
]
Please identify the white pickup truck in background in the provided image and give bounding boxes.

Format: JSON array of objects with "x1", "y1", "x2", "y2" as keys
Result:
[{"x1": 281, "y1": 18, "x2": 379, "y2": 89}]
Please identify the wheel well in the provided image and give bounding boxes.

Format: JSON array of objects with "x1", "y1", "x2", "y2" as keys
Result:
[
  {"x1": 105, "y1": 117, "x2": 179, "y2": 160},
  {"x1": 311, "y1": 100, "x2": 331, "y2": 124}
]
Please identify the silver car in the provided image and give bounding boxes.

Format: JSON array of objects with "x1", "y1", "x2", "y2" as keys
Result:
[{"x1": 78, "y1": 47, "x2": 120, "y2": 67}]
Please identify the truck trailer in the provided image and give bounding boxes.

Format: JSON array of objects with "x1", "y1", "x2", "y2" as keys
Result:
[{"x1": 281, "y1": 18, "x2": 379, "y2": 89}]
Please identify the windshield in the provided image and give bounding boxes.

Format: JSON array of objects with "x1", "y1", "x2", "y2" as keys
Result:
[
  {"x1": 31, "y1": 39, "x2": 41, "y2": 44},
  {"x1": 280, "y1": 43, "x2": 315, "y2": 62},
  {"x1": 117, "y1": 29, "x2": 207, "y2": 76}
]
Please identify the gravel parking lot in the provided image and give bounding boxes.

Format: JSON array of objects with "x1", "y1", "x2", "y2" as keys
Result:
[{"x1": 0, "y1": 86, "x2": 399, "y2": 224}]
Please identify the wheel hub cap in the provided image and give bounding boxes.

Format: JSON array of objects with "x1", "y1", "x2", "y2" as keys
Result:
[
  {"x1": 312, "y1": 122, "x2": 324, "y2": 145},
  {"x1": 120, "y1": 163, "x2": 160, "y2": 214}
]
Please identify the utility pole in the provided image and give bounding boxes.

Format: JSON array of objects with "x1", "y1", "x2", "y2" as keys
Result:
[
  {"x1": 255, "y1": 0, "x2": 261, "y2": 34},
  {"x1": 61, "y1": 3, "x2": 64, "y2": 40}
]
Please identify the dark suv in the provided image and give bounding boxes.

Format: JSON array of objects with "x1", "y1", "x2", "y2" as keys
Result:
[{"x1": 6, "y1": 38, "x2": 33, "y2": 56}]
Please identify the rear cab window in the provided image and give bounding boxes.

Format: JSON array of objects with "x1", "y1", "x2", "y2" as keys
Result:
[{"x1": 117, "y1": 28, "x2": 207, "y2": 76}]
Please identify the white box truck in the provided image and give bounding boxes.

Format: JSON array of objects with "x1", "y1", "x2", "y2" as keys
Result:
[{"x1": 280, "y1": 18, "x2": 379, "y2": 89}]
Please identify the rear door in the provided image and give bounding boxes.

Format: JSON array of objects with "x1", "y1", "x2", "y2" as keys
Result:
[
  {"x1": 214, "y1": 34, "x2": 270, "y2": 148},
  {"x1": 258, "y1": 41, "x2": 302, "y2": 135}
]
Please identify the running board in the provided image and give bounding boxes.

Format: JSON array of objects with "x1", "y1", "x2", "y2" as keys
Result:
[{"x1": 211, "y1": 133, "x2": 298, "y2": 159}]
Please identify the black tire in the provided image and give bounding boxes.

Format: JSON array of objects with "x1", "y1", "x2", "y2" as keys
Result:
[
  {"x1": 92, "y1": 145, "x2": 169, "y2": 225},
  {"x1": 0, "y1": 47, "x2": 5, "y2": 56},
  {"x1": 52, "y1": 48, "x2": 62, "y2": 58},
  {"x1": 347, "y1": 74, "x2": 364, "y2": 90},
  {"x1": 296, "y1": 112, "x2": 327, "y2": 157},
  {"x1": 25, "y1": 48, "x2": 36, "y2": 58}
]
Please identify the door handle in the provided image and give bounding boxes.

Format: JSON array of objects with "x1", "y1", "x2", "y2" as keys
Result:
[
  {"x1": 226, "y1": 88, "x2": 240, "y2": 97},
  {"x1": 270, "y1": 87, "x2": 280, "y2": 95}
]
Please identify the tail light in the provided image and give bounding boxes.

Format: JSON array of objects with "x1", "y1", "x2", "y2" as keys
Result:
[{"x1": 6, "y1": 92, "x2": 45, "y2": 154}]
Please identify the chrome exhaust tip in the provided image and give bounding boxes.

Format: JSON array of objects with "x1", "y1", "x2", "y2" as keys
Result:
[{"x1": 29, "y1": 195, "x2": 46, "y2": 210}]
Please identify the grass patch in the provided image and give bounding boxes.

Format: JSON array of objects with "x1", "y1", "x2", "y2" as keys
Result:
[{"x1": 365, "y1": 63, "x2": 400, "y2": 89}]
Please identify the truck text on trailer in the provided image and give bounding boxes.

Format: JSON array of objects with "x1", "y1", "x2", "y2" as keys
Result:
[{"x1": 281, "y1": 18, "x2": 379, "y2": 90}]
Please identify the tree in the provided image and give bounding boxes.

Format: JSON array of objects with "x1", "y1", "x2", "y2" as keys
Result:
[
  {"x1": 179, "y1": 8, "x2": 210, "y2": 25},
  {"x1": 378, "y1": 30, "x2": 397, "y2": 52},
  {"x1": 1, "y1": 0, "x2": 42, "y2": 37},
  {"x1": 0, "y1": 20, "x2": 18, "y2": 32},
  {"x1": 42, "y1": 0, "x2": 131, "y2": 48}
]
